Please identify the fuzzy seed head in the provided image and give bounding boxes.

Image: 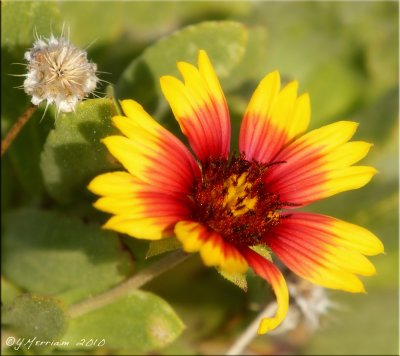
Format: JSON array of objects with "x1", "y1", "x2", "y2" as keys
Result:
[{"x1": 23, "y1": 35, "x2": 99, "y2": 113}]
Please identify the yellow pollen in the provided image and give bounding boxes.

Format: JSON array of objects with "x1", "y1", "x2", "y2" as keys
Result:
[
  {"x1": 267, "y1": 210, "x2": 280, "y2": 222},
  {"x1": 223, "y1": 173, "x2": 257, "y2": 217}
]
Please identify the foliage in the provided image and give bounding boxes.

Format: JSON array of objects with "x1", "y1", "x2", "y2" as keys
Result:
[{"x1": 1, "y1": 1, "x2": 398, "y2": 355}]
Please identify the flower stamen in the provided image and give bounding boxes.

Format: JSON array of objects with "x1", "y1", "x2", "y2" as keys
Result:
[
  {"x1": 192, "y1": 155, "x2": 285, "y2": 247},
  {"x1": 223, "y1": 173, "x2": 258, "y2": 216}
]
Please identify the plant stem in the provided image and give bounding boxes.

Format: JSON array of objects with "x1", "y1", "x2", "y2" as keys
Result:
[
  {"x1": 225, "y1": 302, "x2": 276, "y2": 355},
  {"x1": 1, "y1": 105, "x2": 37, "y2": 157},
  {"x1": 68, "y1": 249, "x2": 190, "y2": 318}
]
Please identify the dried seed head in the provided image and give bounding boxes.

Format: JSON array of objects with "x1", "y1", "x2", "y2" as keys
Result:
[
  {"x1": 271, "y1": 276, "x2": 336, "y2": 335},
  {"x1": 23, "y1": 34, "x2": 99, "y2": 113},
  {"x1": 288, "y1": 279, "x2": 334, "y2": 330}
]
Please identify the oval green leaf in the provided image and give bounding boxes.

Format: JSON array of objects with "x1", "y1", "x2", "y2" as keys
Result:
[
  {"x1": 62, "y1": 291, "x2": 184, "y2": 353},
  {"x1": 40, "y1": 98, "x2": 120, "y2": 203},
  {"x1": 116, "y1": 21, "x2": 248, "y2": 112},
  {"x1": 2, "y1": 209, "x2": 134, "y2": 304},
  {"x1": 3, "y1": 293, "x2": 68, "y2": 341}
]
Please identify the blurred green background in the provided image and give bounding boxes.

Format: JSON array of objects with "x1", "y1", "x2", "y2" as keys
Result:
[{"x1": 1, "y1": 1, "x2": 398, "y2": 355}]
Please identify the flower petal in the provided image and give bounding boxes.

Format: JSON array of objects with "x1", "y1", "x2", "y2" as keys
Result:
[
  {"x1": 160, "y1": 50, "x2": 230, "y2": 162},
  {"x1": 103, "y1": 215, "x2": 178, "y2": 240},
  {"x1": 174, "y1": 220, "x2": 248, "y2": 274},
  {"x1": 93, "y1": 192, "x2": 190, "y2": 217},
  {"x1": 103, "y1": 100, "x2": 200, "y2": 194},
  {"x1": 88, "y1": 172, "x2": 192, "y2": 240},
  {"x1": 239, "y1": 71, "x2": 310, "y2": 163},
  {"x1": 264, "y1": 121, "x2": 377, "y2": 205},
  {"x1": 241, "y1": 247, "x2": 289, "y2": 334},
  {"x1": 88, "y1": 171, "x2": 140, "y2": 196},
  {"x1": 266, "y1": 213, "x2": 384, "y2": 293}
]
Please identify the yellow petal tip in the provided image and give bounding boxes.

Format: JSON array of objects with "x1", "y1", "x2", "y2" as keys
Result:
[
  {"x1": 356, "y1": 283, "x2": 367, "y2": 294},
  {"x1": 159, "y1": 75, "x2": 173, "y2": 85},
  {"x1": 257, "y1": 317, "x2": 280, "y2": 334},
  {"x1": 160, "y1": 75, "x2": 171, "y2": 89},
  {"x1": 87, "y1": 183, "x2": 95, "y2": 193},
  {"x1": 198, "y1": 49, "x2": 208, "y2": 60},
  {"x1": 101, "y1": 222, "x2": 110, "y2": 230}
]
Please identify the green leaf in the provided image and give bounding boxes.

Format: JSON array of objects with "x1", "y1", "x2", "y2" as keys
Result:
[
  {"x1": 116, "y1": 21, "x2": 248, "y2": 113},
  {"x1": 2, "y1": 209, "x2": 134, "y2": 304},
  {"x1": 58, "y1": 2, "x2": 179, "y2": 45},
  {"x1": 40, "y1": 98, "x2": 120, "y2": 203},
  {"x1": 62, "y1": 291, "x2": 184, "y2": 353},
  {"x1": 1, "y1": 1, "x2": 61, "y2": 48},
  {"x1": 1, "y1": 277, "x2": 22, "y2": 306},
  {"x1": 251, "y1": 244, "x2": 272, "y2": 261},
  {"x1": 176, "y1": 2, "x2": 251, "y2": 21},
  {"x1": 218, "y1": 270, "x2": 248, "y2": 292},
  {"x1": 252, "y1": 2, "x2": 344, "y2": 81},
  {"x1": 3, "y1": 293, "x2": 68, "y2": 341},
  {"x1": 222, "y1": 26, "x2": 268, "y2": 91},
  {"x1": 146, "y1": 238, "x2": 182, "y2": 259}
]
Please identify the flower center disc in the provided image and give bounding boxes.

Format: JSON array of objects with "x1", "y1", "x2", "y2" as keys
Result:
[{"x1": 192, "y1": 155, "x2": 283, "y2": 247}]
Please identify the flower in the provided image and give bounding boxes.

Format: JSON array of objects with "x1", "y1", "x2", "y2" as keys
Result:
[
  {"x1": 88, "y1": 50, "x2": 384, "y2": 334},
  {"x1": 23, "y1": 34, "x2": 98, "y2": 113}
]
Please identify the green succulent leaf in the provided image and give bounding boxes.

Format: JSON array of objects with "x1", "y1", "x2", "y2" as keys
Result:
[
  {"x1": 1, "y1": 277, "x2": 22, "y2": 307},
  {"x1": 222, "y1": 26, "x2": 268, "y2": 91},
  {"x1": 3, "y1": 293, "x2": 68, "y2": 341},
  {"x1": 2, "y1": 209, "x2": 134, "y2": 304},
  {"x1": 218, "y1": 270, "x2": 248, "y2": 292},
  {"x1": 62, "y1": 291, "x2": 184, "y2": 353},
  {"x1": 1, "y1": 1, "x2": 61, "y2": 48},
  {"x1": 58, "y1": 1, "x2": 179, "y2": 45},
  {"x1": 40, "y1": 98, "x2": 120, "y2": 203},
  {"x1": 146, "y1": 238, "x2": 182, "y2": 259},
  {"x1": 116, "y1": 21, "x2": 248, "y2": 114}
]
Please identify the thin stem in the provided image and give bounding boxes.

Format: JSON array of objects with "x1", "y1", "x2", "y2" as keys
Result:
[
  {"x1": 69, "y1": 249, "x2": 190, "y2": 318},
  {"x1": 225, "y1": 302, "x2": 276, "y2": 355},
  {"x1": 1, "y1": 105, "x2": 37, "y2": 157}
]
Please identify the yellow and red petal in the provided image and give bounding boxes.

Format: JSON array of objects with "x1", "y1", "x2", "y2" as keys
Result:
[
  {"x1": 102, "y1": 99, "x2": 200, "y2": 195},
  {"x1": 93, "y1": 192, "x2": 191, "y2": 217},
  {"x1": 239, "y1": 71, "x2": 311, "y2": 163},
  {"x1": 265, "y1": 212, "x2": 384, "y2": 293},
  {"x1": 241, "y1": 247, "x2": 289, "y2": 334},
  {"x1": 174, "y1": 220, "x2": 248, "y2": 274},
  {"x1": 160, "y1": 50, "x2": 230, "y2": 162},
  {"x1": 88, "y1": 171, "x2": 141, "y2": 196},
  {"x1": 102, "y1": 215, "x2": 179, "y2": 240},
  {"x1": 88, "y1": 172, "x2": 192, "y2": 240},
  {"x1": 264, "y1": 121, "x2": 377, "y2": 205}
]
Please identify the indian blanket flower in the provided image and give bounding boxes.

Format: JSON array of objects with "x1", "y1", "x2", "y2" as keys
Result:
[{"x1": 88, "y1": 50, "x2": 384, "y2": 334}]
